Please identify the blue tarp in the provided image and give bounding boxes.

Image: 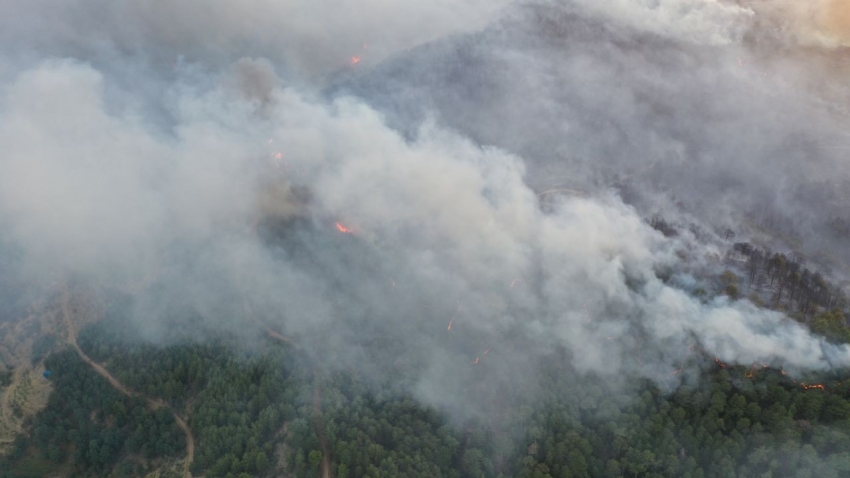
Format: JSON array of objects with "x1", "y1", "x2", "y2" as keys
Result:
[{"x1": 42, "y1": 370, "x2": 51, "y2": 378}]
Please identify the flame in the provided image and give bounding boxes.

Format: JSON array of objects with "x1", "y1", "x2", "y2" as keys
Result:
[
  {"x1": 510, "y1": 279, "x2": 521, "y2": 288},
  {"x1": 745, "y1": 363, "x2": 767, "y2": 379},
  {"x1": 335, "y1": 222, "x2": 353, "y2": 234},
  {"x1": 391, "y1": 279, "x2": 396, "y2": 288},
  {"x1": 268, "y1": 138, "x2": 274, "y2": 144},
  {"x1": 471, "y1": 357, "x2": 479, "y2": 365},
  {"x1": 715, "y1": 357, "x2": 727, "y2": 368},
  {"x1": 447, "y1": 305, "x2": 462, "y2": 331},
  {"x1": 483, "y1": 349, "x2": 489, "y2": 356},
  {"x1": 351, "y1": 56, "x2": 361, "y2": 65},
  {"x1": 802, "y1": 383, "x2": 826, "y2": 391}
]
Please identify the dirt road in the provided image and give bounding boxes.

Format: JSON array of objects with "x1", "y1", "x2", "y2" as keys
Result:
[{"x1": 61, "y1": 288, "x2": 195, "y2": 478}]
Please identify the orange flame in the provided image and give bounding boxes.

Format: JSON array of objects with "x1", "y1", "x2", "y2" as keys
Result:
[
  {"x1": 351, "y1": 56, "x2": 361, "y2": 65},
  {"x1": 802, "y1": 383, "x2": 826, "y2": 391},
  {"x1": 715, "y1": 357, "x2": 727, "y2": 368},
  {"x1": 471, "y1": 357, "x2": 479, "y2": 365},
  {"x1": 447, "y1": 305, "x2": 461, "y2": 331},
  {"x1": 483, "y1": 349, "x2": 489, "y2": 356},
  {"x1": 510, "y1": 279, "x2": 520, "y2": 288},
  {"x1": 335, "y1": 222, "x2": 353, "y2": 234}
]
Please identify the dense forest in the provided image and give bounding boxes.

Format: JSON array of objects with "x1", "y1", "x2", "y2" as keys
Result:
[
  {"x1": 3, "y1": 301, "x2": 850, "y2": 477},
  {"x1": 4, "y1": 232, "x2": 850, "y2": 477},
  {"x1": 1, "y1": 350, "x2": 184, "y2": 478}
]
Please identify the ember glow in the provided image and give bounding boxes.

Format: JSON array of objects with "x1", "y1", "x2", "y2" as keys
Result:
[
  {"x1": 447, "y1": 305, "x2": 461, "y2": 331},
  {"x1": 3, "y1": 5, "x2": 850, "y2": 470}
]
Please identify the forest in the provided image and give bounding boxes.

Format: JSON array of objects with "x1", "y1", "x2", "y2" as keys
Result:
[
  {"x1": 2, "y1": 226, "x2": 850, "y2": 477},
  {"x1": 3, "y1": 283, "x2": 850, "y2": 478}
]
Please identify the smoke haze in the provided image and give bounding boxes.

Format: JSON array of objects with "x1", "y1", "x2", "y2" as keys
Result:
[{"x1": 1, "y1": 0, "x2": 850, "y2": 418}]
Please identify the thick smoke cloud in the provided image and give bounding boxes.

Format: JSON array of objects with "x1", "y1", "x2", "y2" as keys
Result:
[
  {"x1": 0, "y1": 0, "x2": 512, "y2": 78},
  {"x1": 571, "y1": 0, "x2": 754, "y2": 45},
  {"x1": 338, "y1": 0, "x2": 850, "y2": 270},
  {"x1": 0, "y1": 0, "x2": 849, "y2": 418},
  {"x1": 743, "y1": 0, "x2": 850, "y2": 47}
]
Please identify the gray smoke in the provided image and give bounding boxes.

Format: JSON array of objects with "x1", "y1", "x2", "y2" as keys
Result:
[
  {"x1": 336, "y1": 0, "x2": 850, "y2": 269},
  {"x1": 0, "y1": 0, "x2": 849, "y2": 417}
]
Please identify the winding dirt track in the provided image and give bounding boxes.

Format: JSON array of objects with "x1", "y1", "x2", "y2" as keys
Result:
[
  {"x1": 60, "y1": 287, "x2": 328, "y2": 478},
  {"x1": 61, "y1": 289, "x2": 195, "y2": 478}
]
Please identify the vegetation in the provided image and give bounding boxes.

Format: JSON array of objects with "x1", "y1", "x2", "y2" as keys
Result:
[
  {"x1": 6, "y1": 234, "x2": 850, "y2": 477},
  {"x1": 0, "y1": 369, "x2": 11, "y2": 387},
  {"x1": 4, "y1": 320, "x2": 850, "y2": 477},
  {"x1": 514, "y1": 360, "x2": 850, "y2": 478},
  {"x1": 75, "y1": 318, "x2": 304, "y2": 477},
  {"x1": 1, "y1": 350, "x2": 184, "y2": 478},
  {"x1": 731, "y1": 243, "x2": 846, "y2": 316}
]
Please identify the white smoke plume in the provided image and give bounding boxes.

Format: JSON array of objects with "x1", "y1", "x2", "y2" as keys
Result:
[
  {"x1": 0, "y1": 0, "x2": 512, "y2": 77},
  {"x1": 742, "y1": 0, "x2": 850, "y2": 47},
  {"x1": 569, "y1": 0, "x2": 755, "y2": 45},
  {"x1": 0, "y1": 0, "x2": 848, "y2": 417}
]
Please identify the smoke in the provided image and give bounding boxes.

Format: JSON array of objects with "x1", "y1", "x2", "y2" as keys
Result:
[
  {"x1": 570, "y1": 0, "x2": 755, "y2": 45},
  {"x1": 338, "y1": 0, "x2": 850, "y2": 269},
  {"x1": 0, "y1": 0, "x2": 849, "y2": 420},
  {"x1": 0, "y1": 0, "x2": 512, "y2": 78},
  {"x1": 742, "y1": 0, "x2": 850, "y2": 47},
  {"x1": 583, "y1": 0, "x2": 850, "y2": 49}
]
